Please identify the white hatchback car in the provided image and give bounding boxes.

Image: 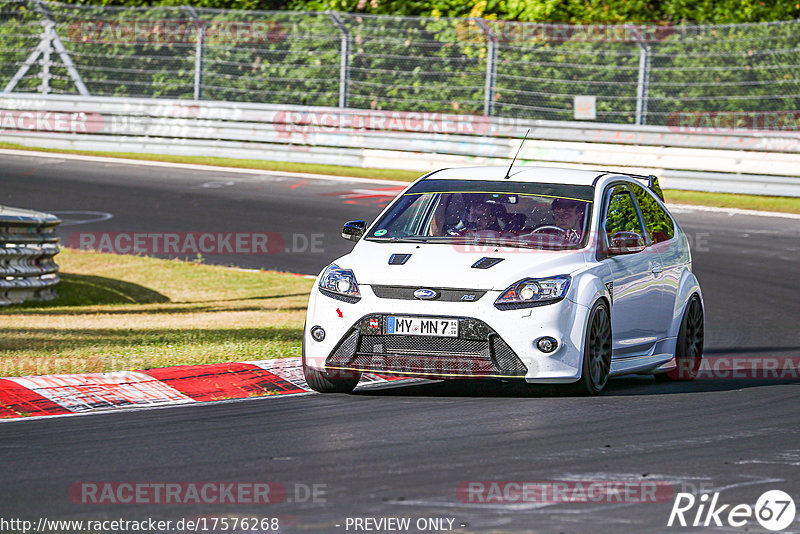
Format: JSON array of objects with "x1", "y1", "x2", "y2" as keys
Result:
[{"x1": 303, "y1": 166, "x2": 704, "y2": 395}]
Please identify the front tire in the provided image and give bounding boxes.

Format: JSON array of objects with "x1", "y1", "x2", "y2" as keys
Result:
[
  {"x1": 572, "y1": 300, "x2": 612, "y2": 395},
  {"x1": 655, "y1": 295, "x2": 704, "y2": 382},
  {"x1": 303, "y1": 365, "x2": 361, "y2": 393},
  {"x1": 301, "y1": 324, "x2": 361, "y2": 393}
]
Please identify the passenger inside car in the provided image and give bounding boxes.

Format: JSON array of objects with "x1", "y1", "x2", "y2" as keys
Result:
[
  {"x1": 551, "y1": 197, "x2": 587, "y2": 242},
  {"x1": 461, "y1": 201, "x2": 504, "y2": 233}
]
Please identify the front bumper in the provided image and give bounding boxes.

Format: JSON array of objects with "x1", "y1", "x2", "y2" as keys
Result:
[
  {"x1": 303, "y1": 284, "x2": 590, "y2": 383},
  {"x1": 324, "y1": 314, "x2": 528, "y2": 379}
]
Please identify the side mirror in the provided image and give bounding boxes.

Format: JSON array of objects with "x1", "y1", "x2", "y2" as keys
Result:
[
  {"x1": 608, "y1": 231, "x2": 645, "y2": 255},
  {"x1": 342, "y1": 220, "x2": 366, "y2": 242}
]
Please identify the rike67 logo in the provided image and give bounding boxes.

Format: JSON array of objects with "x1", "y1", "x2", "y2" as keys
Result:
[{"x1": 668, "y1": 490, "x2": 796, "y2": 531}]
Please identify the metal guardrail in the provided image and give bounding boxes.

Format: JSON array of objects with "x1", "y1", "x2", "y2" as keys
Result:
[
  {"x1": 2, "y1": 1, "x2": 800, "y2": 127},
  {"x1": 1, "y1": 93, "x2": 799, "y2": 197},
  {"x1": 0, "y1": 205, "x2": 60, "y2": 306}
]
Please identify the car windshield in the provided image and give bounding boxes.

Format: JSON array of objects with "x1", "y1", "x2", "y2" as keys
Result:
[{"x1": 365, "y1": 179, "x2": 594, "y2": 249}]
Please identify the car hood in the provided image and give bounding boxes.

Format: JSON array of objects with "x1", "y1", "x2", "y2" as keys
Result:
[{"x1": 335, "y1": 240, "x2": 589, "y2": 291}]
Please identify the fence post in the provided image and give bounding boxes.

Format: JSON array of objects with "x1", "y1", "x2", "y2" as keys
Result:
[
  {"x1": 38, "y1": 21, "x2": 53, "y2": 94},
  {"x1": 183, "y1": 6, "x2": 204, "y2": 101},
  {"x1": 328, "y1": 11, "x2": 350, "y2": 108},
  {"x1": 635, "y1": 42, "x2": 651, "y2": 126},
  {"x1": 4, "y1": 3, "x2": 90, "y2": 95},
  {"x1": 474, "y1": 19, "x2": 497, "y2": 117},
  {"x1": 32, "y1": 0, "x2": 90, "y2": 95}
]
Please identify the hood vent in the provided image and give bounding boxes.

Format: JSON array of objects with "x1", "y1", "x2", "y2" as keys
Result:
[
  {"x1": 471, "y1": 257, "x2": 504, "y2": 270},
  {"x1": 389, "y1": 253, "x2": 411, "y2": 265}
]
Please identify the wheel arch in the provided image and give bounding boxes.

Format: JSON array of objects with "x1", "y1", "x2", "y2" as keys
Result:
[
  {"x1": 584, "y1": 295, "x2": 612, "y2": 351},
  {"x1": 670, "y1": 270, "x2": 704, "y2": 338},
  {"x1": 574, "y1": 294, "x2": 613, "y2": 395},
  {"x1": 568, "y1": 272, "x2": 613, "y2": 359},
  {"x1": 569, "y1": 268, "x2": 612, "y2": 315}
]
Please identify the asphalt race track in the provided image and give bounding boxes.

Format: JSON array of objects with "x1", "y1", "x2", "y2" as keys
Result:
[
  {"x1": 0, "y1": 152, "x2": 410, "y2": 274},
  {"x1": 1, "y1": 152, "x2": 799, "y2": 533}
]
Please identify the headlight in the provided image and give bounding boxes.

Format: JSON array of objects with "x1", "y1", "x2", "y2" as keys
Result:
[
  {"x1": 319, "y1": 264, "x2": 361, "y2": 302},
  {"x1": 495, "y1": 275, "x2": 570, "y2": 309}
]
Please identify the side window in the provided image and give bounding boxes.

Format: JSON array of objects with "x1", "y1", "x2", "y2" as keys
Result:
[
  {"x1": 604, "y1": 185, "x2": 646, "y2": 239},
  {"x1": 630, "y1": 183, "x2": 675, "y2": 244}
]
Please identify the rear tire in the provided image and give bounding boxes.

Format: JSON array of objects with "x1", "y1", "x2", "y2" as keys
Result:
[
  {"x1": 655, "y1": 295, "x2": 704, "y2": 382},
  {"x1": 303, "y1": 365, "x2": 361, "y2": 393},
  {"x1": 571, "y1": 300, "x2": 612, "y2": 395}
]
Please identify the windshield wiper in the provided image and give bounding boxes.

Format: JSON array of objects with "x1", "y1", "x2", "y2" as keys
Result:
[
  {"x1": 460, "y1": 236, "x2": 578, "y2": 250},
  {"x1": 367, "y1": 236, "x2": 433, "y2": 243},
  {"x1": 463, "y1": 238, "x2": 537, "y2": 249}
]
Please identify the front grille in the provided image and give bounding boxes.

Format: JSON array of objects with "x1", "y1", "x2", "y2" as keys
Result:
[
  {"x1": 371, "y1": 285, "x2": 486, "y2": 302},
  {"x1": 490, "y1": 335, "x2": 526, "y2": 373},
  {"x1": 325, "y1": 314, "x2": 527, "y2": 378},
  {"x1": 360, "y1": 335, "x2": 487, "y2": 357}
]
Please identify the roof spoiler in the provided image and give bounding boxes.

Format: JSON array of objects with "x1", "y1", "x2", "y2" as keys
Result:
[{"x1": 629, "y1": 173, "x2": 665, "y2": 202}]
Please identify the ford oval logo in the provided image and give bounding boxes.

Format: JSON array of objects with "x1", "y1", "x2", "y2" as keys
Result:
[{"x1": 414, "y1": 288, "x2": 438, "y2": 300}]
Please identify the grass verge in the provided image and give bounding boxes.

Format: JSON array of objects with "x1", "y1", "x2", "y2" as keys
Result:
[
  {"x1": 0, "y1": 248, "x2": 313, "y2": 376},
  {"x1": 2, "y1": 141, "x2": 799, "y2": 214}
]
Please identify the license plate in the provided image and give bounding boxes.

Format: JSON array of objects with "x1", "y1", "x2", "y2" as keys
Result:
[{"x1": 386, "y1": 316, "x2": 458, "y2": 337}]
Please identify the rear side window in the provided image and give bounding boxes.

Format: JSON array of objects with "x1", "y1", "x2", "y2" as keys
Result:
[
  {"x1": 604, "y1": 185, "x2": 645, "y2": 238},
  {"x1": 630, "y1": 183, "x2": 675, "y2": 244}
]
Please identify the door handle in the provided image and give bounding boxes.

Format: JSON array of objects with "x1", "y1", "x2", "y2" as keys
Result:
[{"x1": 650, "y1": 263, "x2": 663, "y2": 274}]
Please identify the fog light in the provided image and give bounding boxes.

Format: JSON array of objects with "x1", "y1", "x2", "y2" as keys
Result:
[
  {"x1": 536, "y1": 336, "x2": 558, "y2": 353},
  {"x1": 311, "y1": 326, "x2": 326, "y2": 342}
]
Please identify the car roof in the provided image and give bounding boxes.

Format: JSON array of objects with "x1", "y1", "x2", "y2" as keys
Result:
[{"x1": 423, "y1": 166, "x2": 608, "y2": 186}]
